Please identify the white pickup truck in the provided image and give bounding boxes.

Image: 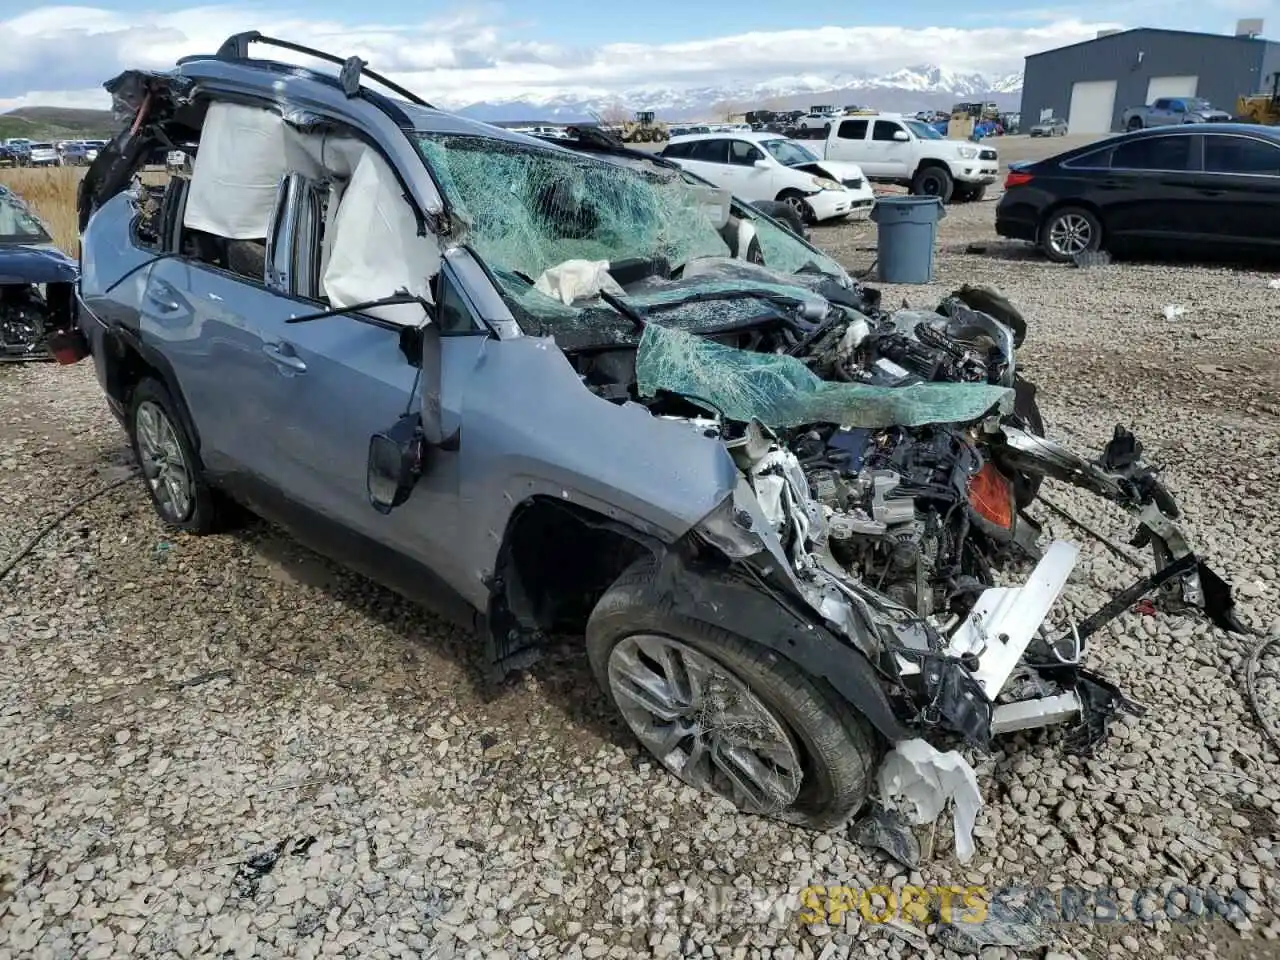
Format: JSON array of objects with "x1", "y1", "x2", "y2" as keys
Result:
[{"x1": 812, "y1": 114, "x2": 999, "y2": 203}]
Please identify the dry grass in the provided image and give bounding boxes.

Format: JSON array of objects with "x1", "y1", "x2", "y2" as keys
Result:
[{"x1": 0, "y1": 166, "x2": 86, "y2": 254}]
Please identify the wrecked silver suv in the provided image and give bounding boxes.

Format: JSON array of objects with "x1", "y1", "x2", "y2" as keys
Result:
[{"x1": 72, "y1": 34, "x2": 1241, "y2": 831}]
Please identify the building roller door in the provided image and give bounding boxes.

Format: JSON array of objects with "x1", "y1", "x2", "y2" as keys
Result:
[{"x1": 1068, "y1": 80, "x2": 1118, "y2": 134}]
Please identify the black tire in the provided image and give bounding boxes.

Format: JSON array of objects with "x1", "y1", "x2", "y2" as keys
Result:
[
  {"x1": 586, "y1": 558, "x2": 881, "y2": 830},
  {"x1": 755, "y1": 199, "x2": 807, "y2": 237},
  {"x1": 1039, "y1": 205, "x2": 1103, "y2": 263},
  {"x1": 911, "y1": 165, "x2": 954, "y2": 203},
  {"x1": 126, "y1": 378, "x2": 229, "y2": 534},
  {"x1": 1126, "y1": 117, "x2": 1143, "y2": 131},
  {"x1": 776, "y1": 190, "x2": 814, "y2": 225}
]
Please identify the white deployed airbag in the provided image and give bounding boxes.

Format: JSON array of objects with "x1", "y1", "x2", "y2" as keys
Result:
[
  {"x1": 322, "y1": 149, "x2": 438, "y2": 325},
  {"x1": 184, "y1": 102, "x2": 288, "y2": 240}
]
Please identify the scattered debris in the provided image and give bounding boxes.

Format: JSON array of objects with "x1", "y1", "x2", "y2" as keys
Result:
[
  {"x1": 877, "y1": 739, "x2": 983, "y2": 863},
  {"x1": 1163, "y1": 304, "x2": 1189, "y2": 320},
  {"x1": 851, "y1": 803, "x2": 921, "y2": 867},
  {"x1": 171, "y1": 668, "x2": 235, "y2": 690},
  {"x1": 232, "y1": 840, "x2": 287, "y2": 898},
  {"x1": 935, "y1": 899, "x2": 1048, "y2": 954}
]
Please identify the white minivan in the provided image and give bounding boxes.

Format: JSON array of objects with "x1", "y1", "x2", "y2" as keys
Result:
[{"x1": 661, "y1": 132, "x2": 875, "y2": 224}]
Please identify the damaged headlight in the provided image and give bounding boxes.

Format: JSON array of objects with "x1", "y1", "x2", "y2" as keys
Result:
[{"x1": 810, "y1": 176, "x2": 843, "y2": 192}]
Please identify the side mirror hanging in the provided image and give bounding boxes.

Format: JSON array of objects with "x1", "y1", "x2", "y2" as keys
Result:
[{"x1": 367, "y1": 412, "x2": 424, "y2": 513}]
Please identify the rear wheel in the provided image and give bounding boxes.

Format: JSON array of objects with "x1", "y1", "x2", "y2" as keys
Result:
[
  {"x1": 1126, "y1": 117, "x2": 1143, "y2": 131},
  {"x1": 587, "y1": 559, "x2": 880, "y2": 829},
  {"x1": 127, "y1": 378, "x2": 230, "y2": 534},
  {"x1": 1040, "y1": 205, "x2": 1103, "y2": 263},
  {"x1": 777, "y1": 190, "x2": 815, "y2": 225}
]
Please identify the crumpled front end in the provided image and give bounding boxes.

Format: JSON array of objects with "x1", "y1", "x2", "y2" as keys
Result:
[{"x1": 647, "y1": 276, "x2": 1241, "y2": 759}]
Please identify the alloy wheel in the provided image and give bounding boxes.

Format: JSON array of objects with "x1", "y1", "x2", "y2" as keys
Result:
[
  {"x1": 1047, "y1": 213, "x2": 1093, "y2": 257},
  {"x1": 783, "y1": 195, "x2": 810, "y2": 221},
  {"x1": 135, "y1": 400, "x2": 193, "y2": 522},
  {"x1": 607, "y1": 634, "x2": 803, "y2": 813}
]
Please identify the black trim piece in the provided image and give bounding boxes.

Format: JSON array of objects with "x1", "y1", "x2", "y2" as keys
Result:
[
  {"x1": 652, "y1": 553, "x2": 911, "y2": 741},
  {"x1": 105, "y1": 324, "x2": 205, "y2": 457}
]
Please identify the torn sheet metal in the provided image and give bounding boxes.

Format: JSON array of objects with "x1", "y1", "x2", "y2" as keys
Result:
[
  {"x1": 946, "y1": 540, "x2": 1079, "y2": 699},
  {"x1": 636, "y1": 323, "x2": 1013, "y2": 429},
  {"x1": 877, "y1": 739, "x2": 983, "y2": 864}
]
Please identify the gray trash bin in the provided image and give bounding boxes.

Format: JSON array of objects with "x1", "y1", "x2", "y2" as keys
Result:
[{"x1": 870, "y1": 196, "x2": 946, "y2": 284}]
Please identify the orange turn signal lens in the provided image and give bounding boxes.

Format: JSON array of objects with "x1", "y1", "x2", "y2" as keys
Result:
[{"x1": 968, "y1": 463, "x2": 1014, "y2": 530}]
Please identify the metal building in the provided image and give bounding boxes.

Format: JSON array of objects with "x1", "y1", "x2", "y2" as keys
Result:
[{"x1": 1020, "y1": 23, "x2": 1280, "y2": 135}]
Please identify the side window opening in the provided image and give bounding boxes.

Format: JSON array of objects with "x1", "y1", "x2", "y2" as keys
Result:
[
  {"x1": 434, "y1": 268, "x2": 482, "y2": 334},
  {"x1": 173, "y1": 99, "x2": 438, "y2": 325},
  {"x1": 872, "y1": 121, "x2": 903, "y2": 142},
  {"x1": 688, "y1": 139, "x2": 728, "y2": 164},
  {"x1": 1112, "y1": 135, "x2": 1192, "y2": 171},
  {"x1": 729, "y1": 140, "x2": 763, "y2": 166},
  {"x1": 837, "y1": 119, "x2": 868, "y2": 140}
]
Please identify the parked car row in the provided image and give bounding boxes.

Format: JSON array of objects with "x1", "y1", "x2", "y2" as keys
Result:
[
  {"x1": 0, "y1": 137, "x2": 108, "y2": 166},
  {"x1": 661, "y1": 132, "x2": 875, "y2": 224},
  {"x1": 997, "y1": 122, "x2": 1280, "y2": 261}
]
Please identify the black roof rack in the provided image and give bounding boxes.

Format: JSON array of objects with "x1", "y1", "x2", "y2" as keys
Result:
[{"x1": 212, "y1": 31, "x2": 434, "y2": 110}]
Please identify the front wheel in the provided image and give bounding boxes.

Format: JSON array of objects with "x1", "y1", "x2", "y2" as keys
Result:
[
  {"x1": 1126, "y1": 117, "x2": 1143, "y2": 131},
  {"x1": 1040, "y1": 205, "x2": 1103, "y2": 263},
  {"x1": 911, "y1": 166, "x2": 954, "y2": 203},
  {"x1": 587, "y1": 559, "x2": 880, "y2": 829}
]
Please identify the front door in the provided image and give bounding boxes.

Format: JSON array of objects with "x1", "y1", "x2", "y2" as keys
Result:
[
  {"x1": 866, "y1": 119, "x2": 913, "y2": 179},
  {"x1": 1198, "y1": 132, "x2": 1280, "y2": 247}
]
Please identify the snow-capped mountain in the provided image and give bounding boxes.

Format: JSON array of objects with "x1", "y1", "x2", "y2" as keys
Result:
[{"x1": 455, "y1": 65, "x2": 1023, "y2": 123}]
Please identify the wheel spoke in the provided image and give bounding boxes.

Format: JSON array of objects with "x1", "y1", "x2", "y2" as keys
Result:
[{"x1": 607, "y1": 634, "x2": 803, "y2": 815}]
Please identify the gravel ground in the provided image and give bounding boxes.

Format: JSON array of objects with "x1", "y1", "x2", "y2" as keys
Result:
[{"x1": 2, "y1": 198, "x2": 1279, "y2": 960}]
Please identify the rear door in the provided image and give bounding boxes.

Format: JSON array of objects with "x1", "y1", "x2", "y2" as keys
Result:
[
  {"x1": 827, "y1": 118, "x2": 869, "y2": 166},
  {"x1": 1199, "y1": 133, "x2": 1280, "y2": 247},
  {"x1": 1103, "y1": 133, "x2": 1197, "y2": 241},
  {"x1": 674, "y1": 138, "x2": 731, "y2": 187}
]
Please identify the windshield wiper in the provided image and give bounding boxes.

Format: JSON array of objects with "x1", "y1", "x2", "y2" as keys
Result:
[
  {"x1": 599, "y1": 289, "x2": 647, "y2": 330},
  {"x1": 284, "y1": 292, "x2": 429, "y2": 328}
]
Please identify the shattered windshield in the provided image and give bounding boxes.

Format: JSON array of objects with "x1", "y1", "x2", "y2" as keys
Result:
[
  {"x1": 636, "y1": 323, "x2": 1013, "y2": 428},
  {"x1": 414, "y1": 133, "x2": 846, "y2": 334},
  {"x1": 0, "y1": 188, "x2": 51, "y2": 243},
  {"x1": 762, "y1": 138, "x2": 819, "y2": 166}
]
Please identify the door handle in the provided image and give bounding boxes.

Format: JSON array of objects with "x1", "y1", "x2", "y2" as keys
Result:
[
  {"x1": 262, "y1": 341, "x2": 307, "y2": 373},
  {"x1": 144, "y1": 288, "x2": 181, "y2": 313},
  {"x1": 1197, "y1": 188, "x2": 1225, "y2": 197}
]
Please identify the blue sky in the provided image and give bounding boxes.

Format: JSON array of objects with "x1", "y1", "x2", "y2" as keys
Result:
[{"x1": 0, "y1": 1, "x2": 1270, "y2": 110}]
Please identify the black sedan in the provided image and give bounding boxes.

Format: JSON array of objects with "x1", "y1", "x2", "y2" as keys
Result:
[{"x1": 996, "y1": 123, "x2": 1280, "y2": 262}]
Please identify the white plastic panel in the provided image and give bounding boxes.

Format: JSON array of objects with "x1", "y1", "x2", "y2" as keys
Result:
[
  {"x1": 1147, "y1": 76, "x2": 1199, "y2": 102},
  {"x1": 1068, "y1": 80, "x2": 1118, "y2": 135}
]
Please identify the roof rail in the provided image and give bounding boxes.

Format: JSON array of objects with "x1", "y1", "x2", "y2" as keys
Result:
[{"x1": 213, "y1": 31, "x2": 434, "y2": 109}]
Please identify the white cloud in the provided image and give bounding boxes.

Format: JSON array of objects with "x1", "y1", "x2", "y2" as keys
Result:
[{"x1": 0, "y1": 4, "x2": 1120, "y2": 111}]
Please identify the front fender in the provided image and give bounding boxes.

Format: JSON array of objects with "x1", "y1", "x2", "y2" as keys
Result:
[{"x1": 653, "y1": 552, "x2": 910, "y2": 742}]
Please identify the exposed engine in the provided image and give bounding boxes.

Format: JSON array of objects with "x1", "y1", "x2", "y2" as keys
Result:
[
  {"x1": 793, "y1": 423, "x2": 1020, "y2": 623},
  {"x1": 0, "y1": 284, "x2": 60, "y2": 361}
]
